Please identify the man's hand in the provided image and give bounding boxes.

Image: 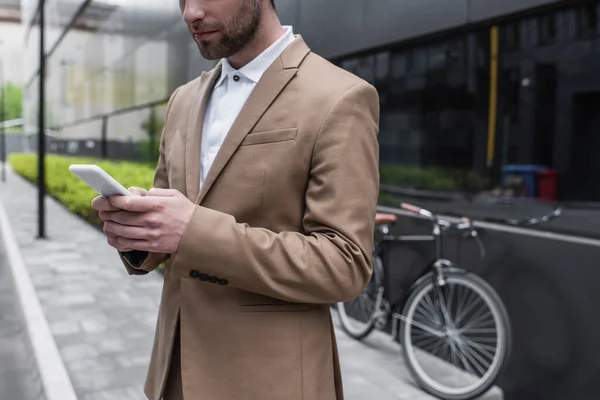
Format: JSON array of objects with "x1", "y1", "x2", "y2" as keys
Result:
[
  {"x1": 99, "y1": 188, "x2": 197, "y2": 254},
  {"x1": 92, "y1": 187, "x2": 148, "y2": 252}
]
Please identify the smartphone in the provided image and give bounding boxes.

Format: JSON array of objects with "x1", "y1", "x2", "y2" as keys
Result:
[{"x1": 68, "y1": 164, "x2": 132, "y2": 197}]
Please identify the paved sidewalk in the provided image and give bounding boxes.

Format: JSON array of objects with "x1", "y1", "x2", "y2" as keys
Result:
[
  {"x1": 0, "y1": 230, "x2": 46, "y2": 400},
  {"x1": 0, "y1": 166, "x2": 502, "y2": 400}
]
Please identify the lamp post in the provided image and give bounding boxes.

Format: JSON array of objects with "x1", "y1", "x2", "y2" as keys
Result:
[{"x1": 37, "y1": 0, "x2": 46, "y2": 239}]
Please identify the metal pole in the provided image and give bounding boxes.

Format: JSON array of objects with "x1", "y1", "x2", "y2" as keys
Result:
[
  {"x1": 37, "y1": 0, "x2": 46, "y2": 239},
  {"x1": 101, "y1": 115, "x2": 107, "y2": 158},
  {"x1": 0, "y1": 57, "x2": 6, "y2": 183}
]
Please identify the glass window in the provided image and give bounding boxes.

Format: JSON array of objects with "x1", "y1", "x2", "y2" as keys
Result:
[
  {"x1": 428, "y1": 45, "x2": 447, "y2": 70},
  {"x1": 575, "y1": 2, "x2": 598, "y2": 39},
  {"x1": 410, "y1": 47, "x2": 428, "y2": 73},
  {"x1": 391, "y1": 52, "x2": 408, "y2": 78},
  {"x1": 502, "y1": 21, "x2": 520, "y2": 52},
  {"x1": 374, "y1": 51, "x2": 390, "y2": 82},
  {"x1": 538, "y1": 12, "x2": 557, "y2": 46}
]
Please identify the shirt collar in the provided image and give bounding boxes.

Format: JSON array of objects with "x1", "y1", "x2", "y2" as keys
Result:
[{"x1": 215, "y1": 26, "x2": 295, "y2": 87}]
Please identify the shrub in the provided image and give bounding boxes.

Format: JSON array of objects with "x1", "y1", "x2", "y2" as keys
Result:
[
  {"x1": 8, "y1": 153, "x2": 157, "y2": 229},
  {"x1": 379, "y1": 164, "x2": 487, "y2": 193}
]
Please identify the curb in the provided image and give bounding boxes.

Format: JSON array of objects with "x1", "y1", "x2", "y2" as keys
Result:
[{"x1": 0, "y1": 194, "x2": 78, "y2": 400}]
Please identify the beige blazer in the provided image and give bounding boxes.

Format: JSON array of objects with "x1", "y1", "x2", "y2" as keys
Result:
[{"x1": 121, "y1": 35, "x2": 380, "y2": 400}]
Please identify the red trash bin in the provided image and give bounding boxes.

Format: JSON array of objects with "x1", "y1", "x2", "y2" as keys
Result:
[{"x1": 537, "y1": 169, "x2": 558, "y2": 201}]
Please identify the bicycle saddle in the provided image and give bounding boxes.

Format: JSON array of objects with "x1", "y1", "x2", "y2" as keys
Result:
[{"x1": 375, "y1": 213, "x2": 398, "y2": 225}]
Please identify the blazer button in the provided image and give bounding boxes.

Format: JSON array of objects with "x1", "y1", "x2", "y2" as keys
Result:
[
  {"x1": 218, "y1": 279, "x2": 229, "y2": 286},
  {"x1": 209, "y1": 276, "x2": 219, "y2": 284},
  {"x1": 189, "y1": 270, "x2": 200, "y2": 279},
  {"x1": 199, "y1": 273, "x2": 210, "y2": 281}
]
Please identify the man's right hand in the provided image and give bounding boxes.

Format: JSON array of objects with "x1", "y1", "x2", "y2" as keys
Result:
[{"x1": 92, "y1": 187, "x2": 148, "y2": 252}]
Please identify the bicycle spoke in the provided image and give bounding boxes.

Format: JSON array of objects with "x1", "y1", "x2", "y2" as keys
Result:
[
  {"x1": 457, "y1": 338, "x2": 493, "y2": 372},
  {"x1": 448, "y1": 339, "x2": 461, "y2": 368},
  {"x1": 413, "y1": 334, "x2": 443, "y2": 351},
  {"x1": 460, "y1": 336, "x2": 497, "y2": 361},
  {"x1": 445, "y1": 282, "x2": 456, "y2": 320},
  {"x1": 462, "y1": 316, "x2": 497, "y2": 331},
  {"x1": 462, "y1": 336, "x2": 499, "y2": 343},
  {"x1": 460, "y1": 328, "x2": 498, "y2": 335},
  {"x1": 422, "y1": 292, "x2": 440, "y2": 320},
  {"x1": 454, "y1": 339, "x2": 486, "y2": 377},
  {"x1": 454, "y1": 283, "x2": 470, "y2": 323},
  {"x1": 405, "y1": 317, "x2": 445, "y2": 337},
  {"x1": 437, "y1": 288, "x2": 454, "y2": 328},
  {"x1": 454, "y1": 295, "x2": 484, "y2": 328},
  {"x1": 415, "y1": 302, "x2": 434, "y2": 322},
  {"x1": 456, "y1": 342, "x2": 478, "y2": 377},
  {"x1": 459, "y1": 299, "x2": 492, "y2": 330},
  {"x1": 454, "y1": 340, "x2": 487, "y2": 377},
  {"x1": 428, "y1": 337, "x2": 448, "y2": 358}
]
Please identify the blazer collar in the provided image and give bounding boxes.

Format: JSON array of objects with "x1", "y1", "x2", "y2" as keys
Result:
[{"x1": 185, "y1": 35, "x2": 311, "y2": 204}]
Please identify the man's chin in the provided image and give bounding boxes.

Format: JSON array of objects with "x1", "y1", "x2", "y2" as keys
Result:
[{"x1": 197, "y1": 44, "x2": 224, "y2": 61}]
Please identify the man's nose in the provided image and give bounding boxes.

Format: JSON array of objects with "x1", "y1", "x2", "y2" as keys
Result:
[{"x1": 183, "y1": 2, "x2": 206, "y2": 26}]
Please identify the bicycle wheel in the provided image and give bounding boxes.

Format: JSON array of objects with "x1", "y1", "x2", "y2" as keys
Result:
[
  {"x1": 399, "y1": 271, "x2": 511, "y2": 400},
  {"x1": 336, "y1": 251, "x2": 385, "y2": 340}
]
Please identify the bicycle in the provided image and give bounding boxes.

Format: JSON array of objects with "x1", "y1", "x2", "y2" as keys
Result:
[{"x1": 336, "y1": 202, "x2": 562, "y2": 400}]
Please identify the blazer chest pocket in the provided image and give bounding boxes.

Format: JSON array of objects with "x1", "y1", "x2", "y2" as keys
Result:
[
  {"x1": 240, "y1": 292, "x2": 321, "y2": 313},
  {"x1": 240, "y1": 128, "x2": 297, "y2": 146}
]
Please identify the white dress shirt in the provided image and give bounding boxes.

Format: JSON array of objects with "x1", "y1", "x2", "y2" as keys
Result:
[{"x1": 199, "y1": 26, "x2": 296, "y2": 188}]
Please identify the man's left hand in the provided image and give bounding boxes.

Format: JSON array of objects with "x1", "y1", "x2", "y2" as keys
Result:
[{"x1": 101, "y1": 188, "x2": 197, "y2": 254}]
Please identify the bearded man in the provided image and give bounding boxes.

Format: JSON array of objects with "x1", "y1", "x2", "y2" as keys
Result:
[{"x1": 92, "y1": 1, "x2": 380, "y2": 399}]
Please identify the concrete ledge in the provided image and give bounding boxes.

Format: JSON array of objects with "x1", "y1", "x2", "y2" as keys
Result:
[{"x1": 0, "y1": 194, "x2": 78, "y2": 400}]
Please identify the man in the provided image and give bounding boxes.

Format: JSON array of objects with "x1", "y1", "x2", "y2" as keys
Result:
[{"x1": 92, "y1": 0, "x2": 380, "y2": 399}]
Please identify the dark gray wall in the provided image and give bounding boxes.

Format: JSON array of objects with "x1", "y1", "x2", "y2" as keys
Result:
[
  {"x1": 381, "y1": 212, "x2": 600, "y2": 400},
  {"x1": 278, "y1": 0, "x2": 566, "y2": 59}
]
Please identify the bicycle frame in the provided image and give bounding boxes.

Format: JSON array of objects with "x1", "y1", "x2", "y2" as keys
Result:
[
  {"x1": 374, "y1": 203, "x2": 562, "y2": 339},
  {"x1": 378, "y1": 214, "x2": 467, "y2": 288}
]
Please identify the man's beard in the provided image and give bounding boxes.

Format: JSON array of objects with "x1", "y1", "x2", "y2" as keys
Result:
[{"x1": 196, "y1": 0, "x2": 262, "y2": 60}]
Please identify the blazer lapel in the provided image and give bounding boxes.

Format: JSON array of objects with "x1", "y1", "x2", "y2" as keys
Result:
[
  {"x1": 184, "y1": 64, "x2": 222, "y2": 202},
  {"x1": 195, "y1": 37, "x2": 311, "y2": 205}
]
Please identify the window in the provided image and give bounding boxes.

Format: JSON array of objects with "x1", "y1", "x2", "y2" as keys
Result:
[
  {"x1": 502, "y1": 22, "x2": 520, "y2": 52},
  {"x1": 410, "y1": 48, "x2": 428, "y2": 74},
  {"x1": 375, "y1": 52, "x2": 390, "y2": 82},
  {"x1": 576, "y1": 2, "x2": 598, "y2": 39},
  {"x1": 538, "y1": 13, "x2": 557, "y2": 46},
  {"x1": 391, "y1": 52, "x2": 408, "y2": 78}
]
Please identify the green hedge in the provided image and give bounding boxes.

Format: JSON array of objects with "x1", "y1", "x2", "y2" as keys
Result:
[
  {"x1": 380, "y1": 164, "x2": 487, "y2": 193},
  {"x1": 8, "y1": 154, "x2": 486, "y2": 230},
  {"x1": 8, "y1": 153, "x2": 157, "y2": 228}
]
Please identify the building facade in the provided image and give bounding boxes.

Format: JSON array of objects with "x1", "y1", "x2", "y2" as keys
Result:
[{"x1": 20, "y1": 0, "x2": 600, "y2": 200}]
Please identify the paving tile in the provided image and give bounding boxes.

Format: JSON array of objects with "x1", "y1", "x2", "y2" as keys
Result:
[{"x1": 0, "y1": 168, "x2": 504, "y2": 400}]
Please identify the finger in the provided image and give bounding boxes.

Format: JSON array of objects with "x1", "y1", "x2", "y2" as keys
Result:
[
  {"x1": 92, "y1": 196, "x2": 119, "y2": 212},
  {"x1": 117, "y1": 237, "x2": 154, "y2": 252},
  {"x1": 100, "y1": 210, "x2": 147, "y2": 227},
  {"x1": 106, "y1": 233, "x2": 133, "y2": 252},
  {"x1": 104, "y1": 220, "x2": 156, "y2": 241},
  {"x1": 147, "y1": 188, "x2": 178, "y2": 197},
  {"x1": 109, "y1": 195, "x2": 163, "y2": 212},
  {"x1": 128, "y1": 186, "x2": 148, "y2": 196}
]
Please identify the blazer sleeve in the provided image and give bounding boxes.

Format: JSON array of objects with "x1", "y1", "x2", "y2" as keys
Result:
[
  {"x1": 170, "y1": 82, "x2": 380, "y2": 303},
  {"x1": 120, "y1": 87, "x2": 181, "y2": 276}
]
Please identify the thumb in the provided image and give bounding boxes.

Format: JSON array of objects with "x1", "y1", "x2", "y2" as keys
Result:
[{"x1": 147, "y1": 188, "x2": 178, "y2": 197}]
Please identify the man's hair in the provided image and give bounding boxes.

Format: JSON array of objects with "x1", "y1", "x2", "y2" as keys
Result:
[{"x1": 271, "y1": 0, "x2": 275, "y2": 9}]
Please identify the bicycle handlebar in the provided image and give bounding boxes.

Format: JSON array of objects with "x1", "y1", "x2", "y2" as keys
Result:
[
  {"x1": 400, "y1": 202, "x2": 485, "y2": 260},
  {"x1": 401, "y1": 203, "x2": 472, "y2": 230},
  {"x1": 401, "y1": 202, "x2": 563, "y2": 229}
]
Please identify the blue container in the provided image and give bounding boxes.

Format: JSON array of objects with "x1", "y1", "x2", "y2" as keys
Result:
[{"x1": 501, "y1": 165, "x2": 547, "y2": 197}]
